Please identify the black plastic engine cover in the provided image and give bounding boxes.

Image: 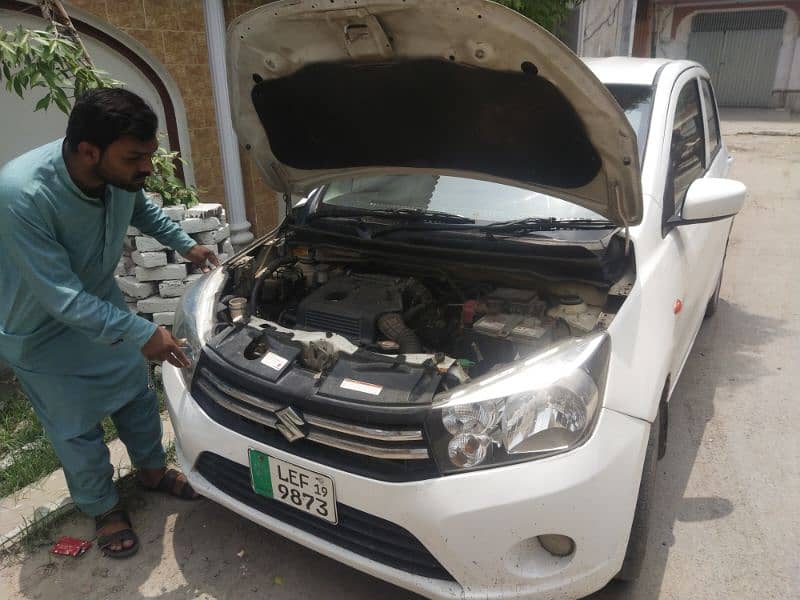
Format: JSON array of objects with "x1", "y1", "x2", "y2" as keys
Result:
[
  {"x1": 317, "y1": 354, "x2": 440, "y2": 406},
  {"x1": 295, "y1": 274, "x2": 403, "y2": 344}
]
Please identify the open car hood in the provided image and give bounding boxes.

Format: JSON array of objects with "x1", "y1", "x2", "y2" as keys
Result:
[{"x1": 227, "y1": 0, "x2": 643, "y2": 226}]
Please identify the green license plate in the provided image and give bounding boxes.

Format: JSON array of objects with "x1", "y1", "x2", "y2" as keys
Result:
[{"x1": 248, "y1": 449, "x2": 337, "y2": 524}]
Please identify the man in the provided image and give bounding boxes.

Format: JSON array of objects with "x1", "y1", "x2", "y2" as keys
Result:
[{"x1": 0, "y1": 88, "x2": 218, "y2": 558}]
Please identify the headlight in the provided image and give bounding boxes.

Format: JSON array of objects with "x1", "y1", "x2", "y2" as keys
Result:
[
  {"x1": 427, "y1": 332, "x2": 610, "y2": 473},
  {"x1": 172, "y1": 268, "x2": 227, "y2": 386}
]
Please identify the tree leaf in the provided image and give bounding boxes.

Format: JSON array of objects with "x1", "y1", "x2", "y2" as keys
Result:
[
  {"x1": 34, "y1": 94, "x2": 51, "y2": 111},
  {"x1": 52, "y1": 87, "x2": 71, "y2": 114}
]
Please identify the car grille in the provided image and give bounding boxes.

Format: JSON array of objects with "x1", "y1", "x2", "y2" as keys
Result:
[
  {"x1": 191, "y1": 364, "x2": 441, "y2": 482},
  {"x1": 195, "y1": 452, "x2": 455, "y2": 581}
]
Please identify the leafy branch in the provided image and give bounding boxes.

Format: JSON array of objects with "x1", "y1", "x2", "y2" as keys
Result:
[
  {"x1": 0, "y1": 24, "x2": 117, "y2": 112},
  {"x1": 0, "y1": 23, "x2": 199, "y2": 206},
  {"x1": 495, "y1": 0, "x2": 584, "y2": 33}
]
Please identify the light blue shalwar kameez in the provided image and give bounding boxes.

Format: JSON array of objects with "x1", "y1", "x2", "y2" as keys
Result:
[{"x1": 0, "y1": 139, "x2": 197, "y2": 516}]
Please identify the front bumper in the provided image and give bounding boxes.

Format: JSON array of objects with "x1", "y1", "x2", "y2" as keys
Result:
[{"x1": 164, "y1": 363, "x2": 649, "y2": 600}]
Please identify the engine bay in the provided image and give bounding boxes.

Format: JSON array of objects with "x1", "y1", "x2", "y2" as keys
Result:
[{"x1": 204, "y1": 236, "x2": 634, "y2": 409}]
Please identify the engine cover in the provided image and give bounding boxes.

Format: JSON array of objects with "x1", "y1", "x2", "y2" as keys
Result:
[{"x1": 295, "y1": 274, "x2": 403, "y2": 344}]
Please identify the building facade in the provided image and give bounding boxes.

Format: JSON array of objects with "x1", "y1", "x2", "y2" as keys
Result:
[
  {"x1": 637, "y1": 0, "x2": 800, "y2": 109},
  {"x1": 0, "y1": 0, "x2": 281, "y2": 240}
]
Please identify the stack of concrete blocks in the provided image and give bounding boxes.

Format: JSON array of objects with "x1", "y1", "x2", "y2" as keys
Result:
[{"x1": 114, "y1": 194, "x2": 234, "y2": 329}]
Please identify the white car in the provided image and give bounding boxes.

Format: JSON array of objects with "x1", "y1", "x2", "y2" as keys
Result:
[{"x1": 164, "y1": 1, "x2": 745, "y2": 598}]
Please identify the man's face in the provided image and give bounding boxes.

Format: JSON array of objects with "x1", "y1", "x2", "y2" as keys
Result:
[{"x1": 93, "y1": 136, "x2": 158, "y2": 192}]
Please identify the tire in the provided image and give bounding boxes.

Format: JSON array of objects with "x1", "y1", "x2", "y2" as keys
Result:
[
  {"x1": 704, "y1": 266, "x2": 723, "y2": 319},
  {"x1": 615, "y1": 407, "x2": 660, "y2": 582},
  {"x1": 705, "y1": 237, "x2": 730, "y2": 319}
]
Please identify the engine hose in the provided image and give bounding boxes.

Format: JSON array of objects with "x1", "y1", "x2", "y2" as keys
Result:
[
  {"x1": 377, "y1": 313, "x2": 422, "y2": 354},
  {"x1": 248, "y1": 256, "x2": 297, "y2": 318}
]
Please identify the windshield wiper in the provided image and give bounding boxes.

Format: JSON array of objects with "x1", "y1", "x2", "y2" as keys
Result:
[
  {"x1": 482, "y1": 217, "x2": 616, "y2": 234},
  {"x1": 308, "y1": 207, "x2": 475, "y2": 224}
]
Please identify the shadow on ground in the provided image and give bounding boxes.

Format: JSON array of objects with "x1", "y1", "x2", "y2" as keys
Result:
[
  {"x1": 586, "y1": 297, "x2": 784, "y2": 599},
  {"x1": 5, "y1": 296, "x2": 783, "y2": 600}
]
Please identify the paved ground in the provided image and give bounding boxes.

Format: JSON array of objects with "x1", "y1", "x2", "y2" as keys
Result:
[{"x1": 1, "y1": 114, "x2": 798, "y2": 600}]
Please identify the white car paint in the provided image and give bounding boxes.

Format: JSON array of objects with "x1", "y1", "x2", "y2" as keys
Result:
[
  {"x1": 682, "y1": 178, "x2": 746, "y2": 221},
  {"x1": 165, "y1": 51, "x2": 744, "y2": 600},
  {"x1": 602, "y1": 59, "x2": 737, "y2": 421},
  {"x1": 227, "y1": 0, "x2": 643, "y2": 226}
]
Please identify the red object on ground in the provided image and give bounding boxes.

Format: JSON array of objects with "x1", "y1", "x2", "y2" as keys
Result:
[
  {"x1": 674, "y1": 299, "x2": 683, "y2": 314},
  {"x1": 51, "y1": 536, "x2": 92, "y2": 557}
]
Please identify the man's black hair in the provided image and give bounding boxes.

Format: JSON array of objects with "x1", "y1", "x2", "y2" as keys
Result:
[{"x1": 65, "y1": 88, "x2": 158, "y2": 152}]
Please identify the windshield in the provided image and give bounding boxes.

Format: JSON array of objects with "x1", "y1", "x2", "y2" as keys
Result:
[
  {"x1": 317, "y1": 84, "x2": 653, "y2": 224},
  {"x1": 606, "y1": 84, "x2": 654, "y2": 158}
]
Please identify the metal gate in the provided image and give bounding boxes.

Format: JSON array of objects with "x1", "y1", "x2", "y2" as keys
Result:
[{"x1": 687, "y1": 9, "x2": 786, "y2": 108}]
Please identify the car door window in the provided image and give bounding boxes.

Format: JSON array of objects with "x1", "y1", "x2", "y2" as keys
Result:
[
  {"x1": 701, "y1": 79, "x2": 721, "y2": 160},
  {"x1": 664, "y1": 79, "x2": 706, "y2": 222}
]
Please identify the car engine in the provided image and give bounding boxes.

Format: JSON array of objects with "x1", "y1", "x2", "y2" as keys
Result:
[{"x1": 207, "y1": 242, "x2": 629, "y2": 408}]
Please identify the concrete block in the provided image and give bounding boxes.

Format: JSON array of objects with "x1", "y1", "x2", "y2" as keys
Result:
[
  {"x1": 158, "y1": 279, "x2": 187, "y2": 298},
  {"x1": 135, "y1": 236, "x2": 168, "y2": 252},
  {"x1": 134, "y1": 264, "x2": 187, "y2": 282},
  {"x1": 169, "y1": 245, "x2": 217, "y2": 263},
  {"x1": 137, "y1": 295, "x2": 181, "y2": 314},
  {"x1": 186, "y1": 203, "x2": 222, "y2": 219},
  {"x1": 117, "y1": 276, "x2": 157, "y2": 299},
  {"x1": 131, "y1": 250, "x2": 168, "y2": 268},
  {"x1": 193, "y1": 224, "x2": 230, "y2": 245},
  {"x1": 181, "y1": 217, "x2": 221, "y2": 234},
  {"x1": 121, "y1": 255, "x2": 136, "y2": 276},
  {"x1": 222, "y1": 239, "x2": 234, "y2": 256},
  {"x1": 162, "y1": 205, "x2": 185, "y2": 221},
  {"x1": 145, "y1": 192, "x2": 163, "y2": 207},
  {"x1": 126, "y1": 225, "x2": 141, "y2": 236},
  {"x1": 126, "y1": 302, "x2": 138, "y2": 313},
  {"x1": 153, "y1": 312, "x2": 176, "y2": 326},
  {"x1": 184, "y1": 273, "x2": 204, "y2": 285},
  {"x1": 169, "y1": 250, "x2": 189, "y2": 264}
]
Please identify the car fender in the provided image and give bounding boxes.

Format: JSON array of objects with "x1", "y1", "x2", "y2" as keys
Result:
[{"x1": 604, "y1": 203, "x2": 685, "y2": 423}]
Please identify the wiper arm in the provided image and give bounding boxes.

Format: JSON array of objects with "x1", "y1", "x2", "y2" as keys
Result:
[
  {"x1": 380, "y1": 208, "x2": 475, "y2": 224},
  {"x1": 482, "y1": 217, "x2": 615, "y2": 233},
  {"x1": 309, "y1": 207, "x2": 475, "y2": 224}
]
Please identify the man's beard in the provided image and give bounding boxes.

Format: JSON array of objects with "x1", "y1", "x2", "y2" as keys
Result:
[{"x1": 94, "y1": 161, "x2": 148, "y2": 193}]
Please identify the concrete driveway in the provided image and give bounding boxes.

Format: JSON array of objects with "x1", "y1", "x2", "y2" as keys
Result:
[{"x1": 2, "y1": 113, "x2": 798, "y2": 600}]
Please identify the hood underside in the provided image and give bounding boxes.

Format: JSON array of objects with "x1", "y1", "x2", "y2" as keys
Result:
[{"x1": 227, "y1": 0, "x2": 643, "y2": 226}]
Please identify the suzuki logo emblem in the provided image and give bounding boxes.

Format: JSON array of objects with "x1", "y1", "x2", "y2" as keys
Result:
[{"x1": 275, "y1": 407, "x2": 306, "y2": 442}]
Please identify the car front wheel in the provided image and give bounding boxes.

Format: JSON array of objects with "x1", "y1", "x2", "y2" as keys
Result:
[
  {"x1": 615, "y1": 406, "x2": 660, "y2": 581},
  {"x1": 705, "y1": 238, "x2": 730, "y2": 319}
]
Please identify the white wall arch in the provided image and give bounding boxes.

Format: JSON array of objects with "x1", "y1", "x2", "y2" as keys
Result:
[{"x1": 0, "y1": 0, "x2": 194, "y2": 184}]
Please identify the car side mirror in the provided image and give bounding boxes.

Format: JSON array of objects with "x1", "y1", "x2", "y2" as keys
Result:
[{"x1": 671, "y1": 178, "x2": 746, "y2": 226}]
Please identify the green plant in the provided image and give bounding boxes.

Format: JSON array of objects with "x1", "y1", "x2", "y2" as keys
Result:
[
  {"x1": 0, "y1": 23, "x2": 197, "y2": 206},
  {"x1": 495, "y1": 0, "x2": 583, "y2": 33},
  {"x1": 0, "y1": 24, "x2": 116, "y2": 111},
  {"x1": 146, "y1": 143, "x2": 202, "y2": 207}
]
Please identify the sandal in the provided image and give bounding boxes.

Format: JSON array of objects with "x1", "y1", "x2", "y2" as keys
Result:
[
  {"x1": 137, "y1": 468, "x2": 201, "y2": 500},
  {"x1": 95, "y1": 507, "x2": 139, "y2": 559}
]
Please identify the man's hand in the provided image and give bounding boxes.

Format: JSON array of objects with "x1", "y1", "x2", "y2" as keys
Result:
[
  {"x1": 141, "y1": 326, "x2": 192, "y2": 369},
  {"x1": 182, "y1": 244, "x2": 220, "y2": 273}
]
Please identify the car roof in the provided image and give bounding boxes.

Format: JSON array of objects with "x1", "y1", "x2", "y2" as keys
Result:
[{"x1": 583, "y1": 57, "x2": 700, "y2": 86}]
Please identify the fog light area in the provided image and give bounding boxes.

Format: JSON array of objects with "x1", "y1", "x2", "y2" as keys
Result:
[
  {"x1": 538, "y1": 534, "x2": 575, "y2": 557},
  {"x1": 506, "y1": 535, "x2": 576, "y2": 578}
]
